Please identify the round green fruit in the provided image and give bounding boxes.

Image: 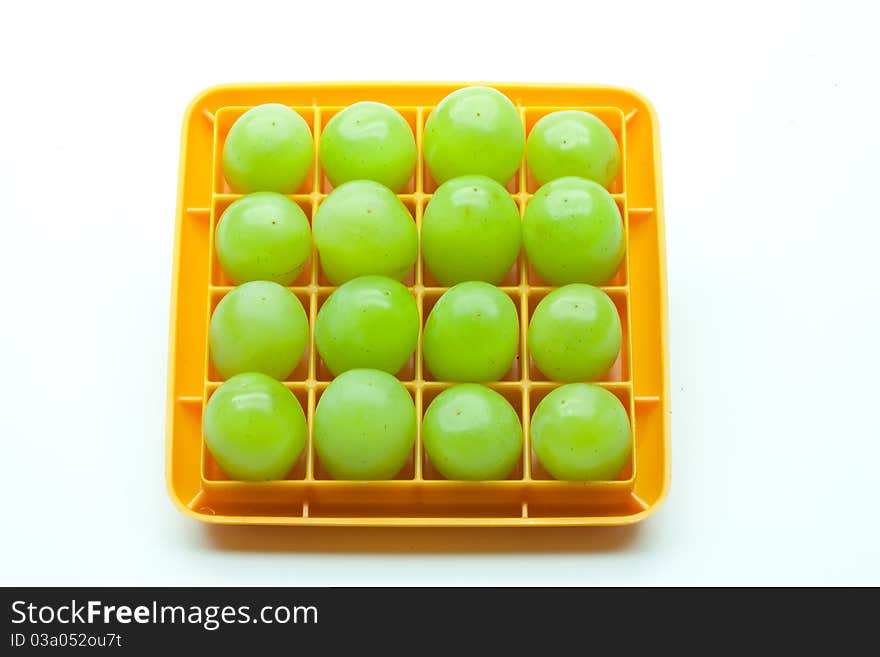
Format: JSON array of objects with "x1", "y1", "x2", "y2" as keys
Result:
[
  {"x1": 204, "y1": 372, "x2": 307, "y2": 481},
  {"x1": 424, "y1": 87, "x2": 524, "y2": 185},
  {"x1": 526, "y1": 110, "x2": 620, "y2": 188},
  {"x1": 222, "y1": 104, "x2": 313, "y2": 193},
  {"x1": 422, "y1": 384, "x2": 522, "y2": 480},
  {"x1": 523, "y1": 176, "x2": 624, "y2": 285},
  {"x1": 423, "y1": 282, "x2": 519, "y2": 382},
  {"x1": 314, "y1": 369, "x2": 416, "y2": 480},
  {"x1": 421, "y1": 175, "x2": 521, "y2": 285},
  {"x1": 528, "y1": 284, "x2": 621, "y2": 381},
  {"x1": 209, "y1": 281, "x2": 308, "y2": 380},
  {"x1": 315, "y1": 275, "x2": 419, "y2": 376},
  {"x1": 216, "y1": 192, "x2": 311, "y2": 285},
  {"x1": 531, "y1": 383, "x2": 631, "y2": 481},
  {"x1": 313, "y1": 180, "x2": 417, "y2": 284},
  {"x1": 319, "y1": 101, "x2": 416, "y2": 192}
]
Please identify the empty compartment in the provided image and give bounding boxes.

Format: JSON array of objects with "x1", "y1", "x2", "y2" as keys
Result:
[
  {"x1": 632, "y1": 397, "x2": 667, "y2": 508},
  {"x1": 194, "y1": 490, "x2": 308, "y2": 519},
  {"x1": 526, "y1": 494, "x2": 644, "y2": 519},
  {"x1": 308, "y1": 499, "x2": 523, "y2": 520},
  {"x1": 627, "y1": 208, "x2": 664, "y2": 399}
]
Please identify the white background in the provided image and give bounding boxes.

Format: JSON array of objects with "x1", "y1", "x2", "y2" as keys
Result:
[{"x1": 1, "y1": 0, "x2": 878, "y2": 586}]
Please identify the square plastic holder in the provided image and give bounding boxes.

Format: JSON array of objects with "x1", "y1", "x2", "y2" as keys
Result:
[{"x1": 167, "y1": 82, "x2": 669, "y2": 527}]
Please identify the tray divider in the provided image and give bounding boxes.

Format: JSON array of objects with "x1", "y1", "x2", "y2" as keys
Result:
[
  {"x1": 520, "y1": 371, "x2": 533, "y2": 482},
  {"x1": 311, "y1": 105, "x2": 322, "y2": 196},
  {"x1": 413, "y1": 384, "x2": 424, "y2": 481},
  {"x1": 305, "y1": 386, "x2": 316, "y2": 481},
  {"x1": 415, "y1": 107, "x2": 425, "y2": 195}
]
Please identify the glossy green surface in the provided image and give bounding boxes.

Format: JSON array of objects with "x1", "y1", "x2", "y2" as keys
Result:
[
  {"x1": 312, "y1": 180, "x2": 417, "y2": 284},
  {"x1": 422, "y1": 384, "x2": 522, "y2": 480},
  {"x1": 314, "y1": 369, "x2": 416, "y2": 480},
  {"x1": 531, "y1": 384, "x2": 631, "y2": 481},
  {"x1": 215, "y1": 192, "x2": 311, "y2": 285},
  {"x1": 423, "y1": 87, "x2": 524, "y2": 185},
  {"x1": 528, "y1": 284, "x2": 621, "y2": 382},
  {"x1": 421, "y1": 175, "x2": 521, "y2": 285},
  {"x1": 209, "y1": 281, "x2": 308, "y2": 380},
  {"x1": 221, "y1": 104, "x2": 313, "y2": 193},
  {"x1": 523, "y1": 177, "x2": 624, "y2": 285},
  {"x1": 526, "y1": 110, "x2": 621, "y2": 188},
  {"x1": 423, "y1": 282, "x2": 519, "y2": 382},
  {"x1": 315, "y1": 275, "x2": 419, "y2": 376},
  {"x1": 319, "y1": 102, "x2": 416, "y2": 192},
  {"x1": 204, "y1": 373, "x2": 307, "y2": 481}
]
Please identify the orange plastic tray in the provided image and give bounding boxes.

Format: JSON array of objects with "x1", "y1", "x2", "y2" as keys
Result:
[{"x1": 166, "y1": 82, "x2": 669, "y2": 527}]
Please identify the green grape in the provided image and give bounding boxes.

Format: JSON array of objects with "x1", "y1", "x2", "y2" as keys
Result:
[
  {"x1": 422, "y1": 384, "x2": 522, "y2": 480},
  {"x1": 423, "y1": 282, "x2": 519, "y2": 382},
  {"x1": 424, "y1": 87, "x2": 524, "y2": 185},
  {"x1": 523, "y1": 176, "x2": 624, "y2": 285},
  {"x1": 531, "y1": 383, "x2": 631, "y2": 480},
  {"x1": 204, "y1": 372, "x2": 307, "y2": 481},
  {"x1": 315, "y1": 275, "x2": 418, "y2": 376},
  {"x1": 312, "y1": 180, "x2": 417, "y2": 284},
  {"x1": 222, "y1": 104, "x2": 313, "y2": 193},
  {"x1": 314, "y1": 369, "x2": 416, "y2": 479},
  {"x1": 528, "y1": 284, "x2": 621, "y2": 382},
  {"x1": 209, "y1": 281, "x2": 308, "y2": 380},
  {"x1": 215, "y1": 192, "x2": 311, "y2": 285},
  {"x1": 421, "y1": 175, "x2": 521, "y2": 285},
  {"x1": 320, "y1": 102, "x2": 416, "y2": 192},
  {"x1": 526, "y1": 110, "x2": 621, "y2": 188}
]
